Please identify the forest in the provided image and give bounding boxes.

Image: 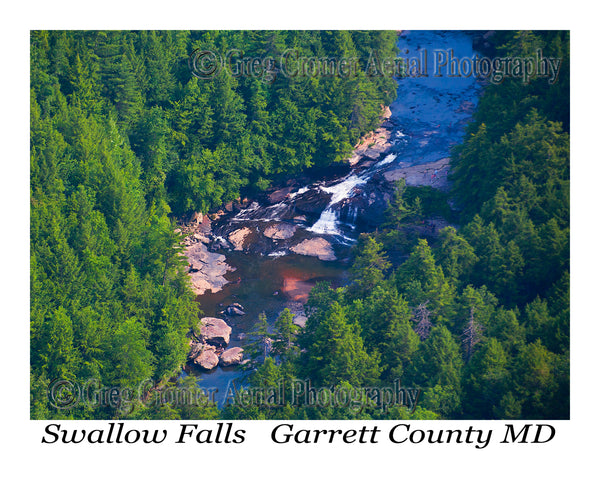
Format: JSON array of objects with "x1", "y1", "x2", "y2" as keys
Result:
[
  {"x1": 30, "y1": 30, "x2": 399, "y2": 419},
  {"x1": 30, "y1": 30, "x2": 569, "y2": 420}
]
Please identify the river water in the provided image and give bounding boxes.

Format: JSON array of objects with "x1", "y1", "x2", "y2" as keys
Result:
[{"x1": 184, "y1": 30, "x2": 483, "y2": 405}]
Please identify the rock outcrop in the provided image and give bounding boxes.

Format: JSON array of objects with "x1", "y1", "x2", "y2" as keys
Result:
[
  {"x1": 292, "y1": 188, "x2": 332, "y2": 214},
  {"x1": 197, "y1": 317, "x2": 232, "y2": 347},
  {"x1": 228, "y1": 227, "x2": 252, "y2": 251},
  {"x1": 222, "y1": 303, "x2": 246, "y2": 316},
  {"x1": 263, "y1": 223, "x2": 297, "y2": 240},
  {"x1": 219, "y1": 347, "x2": 244, "y2": 367},
  {"x1": 193, "y1": 345, "x2": 220, "y2": 370},
  {"x1": 268, "y1": 186, "x2": 294, "y2": 204},
  {"x1": 383, "y1": 157, "x2": 451, "y2": 191},
  {"x1": 348, "y1": 125, "x2": 392, "y2": 166},
  {"x1": 185, "y1": 242, "x2": 234, "y2": 295},
  {"x1": 290, "y1": 237, "x2": 336, "y2": 261}
]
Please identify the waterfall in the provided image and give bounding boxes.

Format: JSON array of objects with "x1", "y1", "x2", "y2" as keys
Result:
[
  {"x1": 350, "y1": 205, "x2": 358, "y2": 225},
  {"x1": 307, "y1": 173, "x2": 367, "y2": 236},
  {"x1": 376, "y1": 153, "x2": 397, "y2": 167},
  {"x1": 307, "y1": 208, "x2": 340, "y2": 235}
]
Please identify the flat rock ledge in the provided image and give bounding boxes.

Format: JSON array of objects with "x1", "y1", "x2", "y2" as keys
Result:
[
  {"x1": 383, "y1": 157, "x2": 451, "y2": 191},
  {"x1": 290, "y1": 237, "x2": 336, "y2": 261},
  {"x1": 185, "y1": 242, "x2": 235, "y2": 295},
  {"x1": 263, "y1": 222, "x2": 297, "y2": 240}
]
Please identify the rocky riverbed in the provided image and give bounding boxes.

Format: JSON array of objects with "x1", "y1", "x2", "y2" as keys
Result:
[
  {"x1": 180, "y1": 30, "x2": 484, "y2": 396},
  {"x1": 187, "y1": 316, "x2": 247, "y2": 370}
]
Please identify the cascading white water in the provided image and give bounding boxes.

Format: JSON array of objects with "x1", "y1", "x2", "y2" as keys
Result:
[
  {"x1": 307, "y1": 173, "x2": 367, "y2": 235},
  {"x1": 376, "y1": 153, "x2": 397, "y2": 167},
  {"x1": 288, "y1": 186, "x2": 309, "y2": 199},
  {"x1": 307, "y1": 208, "x2": 339, "y2": 235},
  {"x1": 350, "y1": 205, "x2": 359, "y2": 225}
]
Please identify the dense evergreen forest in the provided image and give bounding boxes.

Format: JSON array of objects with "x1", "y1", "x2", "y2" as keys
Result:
[
  {"x1": 30, "y1": 30, "x2": 569, "y2": 420},
  {"x1": 30, "y1": 30, "x2": 399, "y2": 418},
  {"x1": 222, "y1": 30, "x2": 570, "y2": 421}
]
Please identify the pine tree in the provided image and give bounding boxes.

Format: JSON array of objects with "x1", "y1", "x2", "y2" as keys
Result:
[
  {"x1": 245, "y1": 312, "x2": 272, "y2": 365},
  {"x1": 304, "y1": 302, "x2": 381, "y2": 387},
  {"x1": 384, "y1": 179, "x2": 412, "y2": 228},
  {"x1": 350, "y1": 235, "x2": 391, "y2": 295},
  {"x1": 271, "y1": 308, "x2": 300, "y2": 360},
  {"x1": 462, "y1": 338, "x2": 509, "y2": 418},
  {"x1": 406, "y1": 325, "x2": 463, "y2": 417}
]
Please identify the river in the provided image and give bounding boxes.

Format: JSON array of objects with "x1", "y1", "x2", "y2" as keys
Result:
[{"x1": 183, "y1": 30, "x2": 483, "y2": 405}]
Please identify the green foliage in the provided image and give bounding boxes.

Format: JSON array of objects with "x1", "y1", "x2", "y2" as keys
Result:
[
  {"x1": 450, "y1": 32, "x2": 569, "y2": 308},
  {"x1": 349, "y1": 285, "x2": 419, "y2": 380},
  {"x1": 255, "y1": 30, "x2": 569, "y2": 421},
  {"x1": 462, "y1": 338, "x2": 509, "y2": 418},
  {"x1": 271, "y1": 308, "x2": 300, "y2": 361},
  {"x1": 31, "y1": 29, "x2": 400, "y2": 420},
  {"x1": 349, "y1": 235, "x2": 391, "y2": 295},
  {"x1": 31, "y1": 29, "x2": 569, "y2": 421},
  {"x1": 302, "y1": 302, "x2": 381, "y2": 387},
  {"x1": 406, "y1": 326, "x2": 464, "y2": 417}
]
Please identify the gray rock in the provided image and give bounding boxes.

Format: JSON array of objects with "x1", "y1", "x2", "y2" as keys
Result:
[
  {"x1": 290, "y1": 237, "x2": 336, "y2": 261},
  {"x1": 188, "y1": 341, "x2": 203, "y2": 360},
  {"x1": 197, "y1": 317, "x2": 232, "y2": 347},
  {"x1": 194, "y1": 345, "x2": 219, "y2": 370},
  {"x1": 184, "y1": 242, "x2": 235, "y2": 295},
  {"x1": 222, "y1": 305, "x2": 245, "y2": 316},
  {"x1": 292, "y1": 315, "x2": 308, "y2": 328},
  {"x1": 263, "y1": 223, "x2": 297, "y2": 240},
  {"x1": 219, "y1": 347, "x2": 244, "y2": 367}
]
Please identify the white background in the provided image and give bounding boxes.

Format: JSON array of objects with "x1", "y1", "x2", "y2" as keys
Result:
[{"x1": 2, "y1": 1, "x2": 596, "y2": 478}]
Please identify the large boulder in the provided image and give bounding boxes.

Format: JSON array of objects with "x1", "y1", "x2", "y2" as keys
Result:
[
  {"x1": 194, "y1": 345, "x2": 219, "y2": 370},
  {"x1": 290, "y1": 237, "x2": 336, "y2": 261},
  {"x1": 268, "y1": 186, "x2": 294, "y2": 204},
  {"x1": 188, "y1": 341, "x2": 203, "y2": 361},
  {"x1": 197, "y1": 317, "x2": 232, "y2": 347},
  {"x1": 185, "y1": 242, "x2": 235, "y2": 295},
  {"x1": 219, "y1": 347, "x2": 244, "y2": 367},
  {"x1": 292, "y1": 188, "x2": 332, "y2": 214},
  {"x1": 263, "y1": 223, "x2": 297, "y2": 240},
  {"x1": 228, "y1": 227, "x2": 252, "y2": 251}
]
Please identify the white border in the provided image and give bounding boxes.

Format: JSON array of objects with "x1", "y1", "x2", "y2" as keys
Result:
[{"x1": 3, "y1": 0, "x2": 597, "y2": 477}]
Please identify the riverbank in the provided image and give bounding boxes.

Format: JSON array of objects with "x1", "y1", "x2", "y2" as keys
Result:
[
  {"x1": 181, "y1": 30, "x2": 484, "y2": 393},
  {"x1": 178, "y1": 105, "x2": 397, "y2": 295}
]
